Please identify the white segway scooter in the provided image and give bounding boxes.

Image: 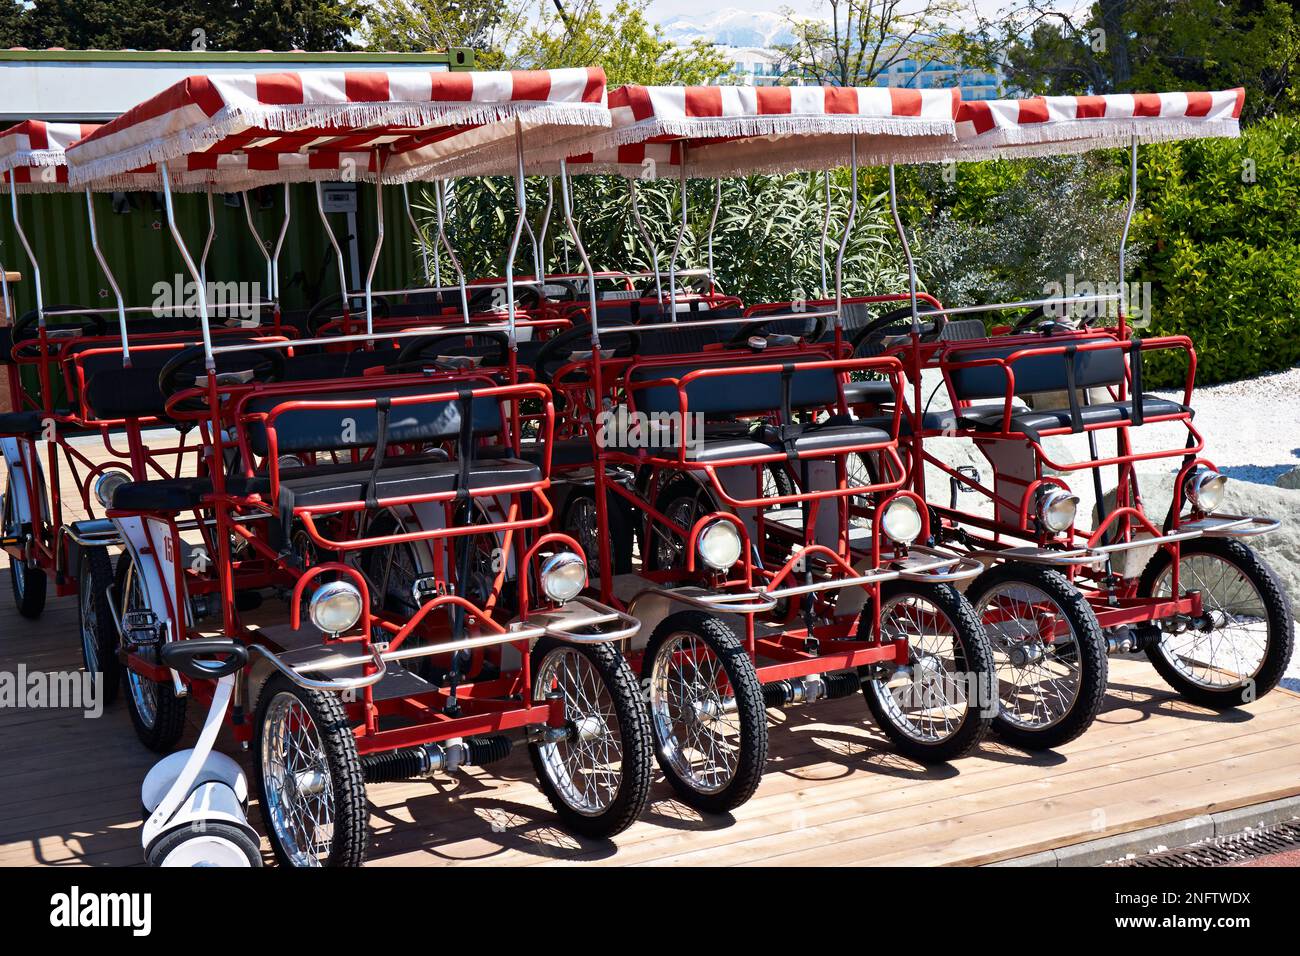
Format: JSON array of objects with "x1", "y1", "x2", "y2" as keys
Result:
[{"x1": 141, "y1": 640, "x2": 262, "y2": 866}]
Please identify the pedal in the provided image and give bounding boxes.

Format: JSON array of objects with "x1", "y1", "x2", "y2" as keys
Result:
[
  {"x1": 121, "y1": 609, "x2": 161, "y2": 647},
  {"x1": 949, "y1": 465, "x2": 980, "y2": 509},
  {"x1": 411, "y1": 573, "x2": 445, "y2": 605}
]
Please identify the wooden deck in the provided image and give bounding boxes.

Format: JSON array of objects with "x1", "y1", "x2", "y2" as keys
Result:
[{"x1": 2, "y1": 434, "x2": 1300, "y2": 866}]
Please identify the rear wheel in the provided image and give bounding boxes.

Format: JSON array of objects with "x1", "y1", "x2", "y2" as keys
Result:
[
  {"x1": 254, "y1": 675, "x2": 368, "y2": 867},
  {"x1": 146, "y1": 823, "x2": 262, "y2": 867},
  {"x1": 646, "y1": 477, "x2": 717, "y2": 572},
  {"x1": 529, "y1": 638, "x2": 652, "y2": 837},
  {"x1": 117, "y1": 552, "x2": 186, "y2": 753},
  {"x1": 966, "y1": 562, "x2": 1107, "y2": 749},
  {"x1": 858, "y1": 581, "x2": 995, "y2": 763},
  {"x1": 3, "y1": 479, "x2": 45, "y2": 619},
  {"x1": 560, "y1": 488, "x2": 632, "y2": 584},
  {"x1": 642, "y1": 611, "x2": 768, "y2": 814},
  {"x1": 1139, "y1": 538, "x2": 1293, "y2": 708},
  {"x1": 78, "y1": 546, "x2": 119, "y2": 705}
]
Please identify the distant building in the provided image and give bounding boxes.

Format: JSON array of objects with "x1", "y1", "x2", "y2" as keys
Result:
[{"x1": 711, "y1": 45, "x2": 1003, "y2": 97}]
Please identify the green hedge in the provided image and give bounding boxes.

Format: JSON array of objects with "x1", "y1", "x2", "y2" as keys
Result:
[{"x1": 1137, "y1": 117, "x2": 1300, "y2": 386}]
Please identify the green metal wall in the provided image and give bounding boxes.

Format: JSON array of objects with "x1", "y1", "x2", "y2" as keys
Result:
[{"x1": 0, "y1": 182, "x2": 420, "y2": 320}]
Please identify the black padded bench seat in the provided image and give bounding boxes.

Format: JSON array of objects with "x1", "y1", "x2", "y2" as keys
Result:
[
  {"x1": 953, "y1": 395, "x2": 1190, "y2": 442},
  {"x1": 0, "y1": 410, "x2": 46, "y2": 435}
]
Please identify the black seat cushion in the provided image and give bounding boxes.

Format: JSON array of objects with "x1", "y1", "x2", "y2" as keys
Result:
[
  {"x1": 842, "y1": 380, "x2": 896, "y2": 406},
  {"x1": 956, "y1": 395, "x2": 1190, "y2": 441},
  {"x1": 629, "y1": 359, "x2": 840, "y2": 417},
  {"x1": 279, "y1": 350, "x2": 397, "y2": 382},
  {"x1": 276, "y1": 456, "x2": 540, "y2": 509},
  {"x1": 679, "y1": 420, "x2": 891, "y2": 463},
  {"x1": 85, "y1": 366, "x2": 168, "y2": 419},
  {"x1": 0, "y1": 410, "x2": 46, "y2": 435},
  {"x1": 243, "y1": 382, "x2": 503, "y2": 458},
  {"x1": 514, "y1": 438, "x2": 595, "y2": 468}
]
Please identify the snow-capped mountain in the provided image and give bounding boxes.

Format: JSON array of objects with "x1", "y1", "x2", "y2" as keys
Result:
[{"x1": 659, "y1": 9, "x2": 802, "y2": 49}]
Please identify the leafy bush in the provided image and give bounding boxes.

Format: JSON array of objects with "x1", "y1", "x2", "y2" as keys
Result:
[{"x1": 1136, "y1": 116, "x2": 1300, "y2": 385}]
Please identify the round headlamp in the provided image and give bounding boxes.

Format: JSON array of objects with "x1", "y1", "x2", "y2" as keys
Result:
[
  {"x1": 1037, "y1": 488, "x2": 1080, "y2": 534},
  {"x1": 697, "y1": 520, "x2": 743, "y2": 572},
  {"x1": 308, "y1": 581, "x2": 363, "y2": 637},
  {"x1": 540, "y1": 551, "x2": 587, "y2": 604},
  {"x1": 1186, "y1": 466, "x2": 1227, "y2": 513},
  {"x1": 94, "y1": 469, "x2": 131, "y2": 510},
  {"x1": 880, "y1": 496, "x2": 923, "y2": 545}
]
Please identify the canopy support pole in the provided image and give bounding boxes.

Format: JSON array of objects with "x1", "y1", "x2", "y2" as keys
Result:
[
  {"x1": 706, "y1": 179, "x2": 721, "y2": 293},
  {"x1": 834, "y1": 140, "x2": 859, "y2": 336},
  {"x1": 887, "y1": 163, "x2": 919, "y2": 334},
  {"x1": 9, "y1": 180, "x2": 42, "y2": 328},
  {"x1": 84, "y1": 190, "x2": 129, "y2": 365},
  {"x1": 667, "y1": 145, "x2": 689, "y2": 318},
  {"x1": 819, "y1": 171, "x2": 832, "y2": 299},
  {"x1": 434, "y1": 181, "x2": 469, "y2": 323},
  {"x1": 537, "y1": 178, "x2": 554, "y2": 285},
  {"x1": 504, "y1": 119, "x2": 528, "y2": 351},
  {"x1": 364, "y1": 160, "x2": 385, "y2": 339},
  {"x1": 559, "y1": 160, "x2": 599, "y2": 348},
  {"x1": 401, "y1": 181, "x2": 432, "y2": 286},
  {"x1": 199, "y1": 189, "x2": 216, "y2": 290},
  {"x1": 628, "y1": 179, "x2": 662, "y2": 301},
  {"x1": 242, "y1": 190, "x2": 274, "y2": 312},
  {"x1": 270, "y1": 183, "x2": 291, "y2": 306},
  {"x1": 1117, "y1": 134, "x2": 1137, "y2": 340},
  {"x1": 315, "y1": 182, "x2": 349, "y2": 300},
  {"x1": 160, "y1": 165, "x2": 212, "y2": 370}
]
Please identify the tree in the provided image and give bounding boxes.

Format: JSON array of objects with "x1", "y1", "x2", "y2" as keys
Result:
[
  {"x1": 775, "y1": 0, "x2": 969, "y2": 86},
  {"x1": 0, "y1": 0, "x2": 24, "y2": 48},
  {"x1": 980, "y1": 0, "x2": 1299, "y2": 118},
  {"x1": 14, "y1": 0, "x2": 360, "y2": 51},
  {"x1": 364, "y1": 0, "x2": 528, "y2": 67}
]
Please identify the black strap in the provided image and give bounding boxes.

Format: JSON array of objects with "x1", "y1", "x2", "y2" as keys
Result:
[
  {"x1": 1129, "y1": 338, "x2": 1145, "y2": 427},
  {"x1": 778, "y1": 363, "x2": 799, "y2": 459},
  {"x1": 454, "y1": 389, "x2": 475, "y2": 501},
  {"x1": 1062, "y1": 345, "x2": 1084, "y2": 433},
  {"x1": 362, "y1": 397, "x2": 391, "y2": 511}
]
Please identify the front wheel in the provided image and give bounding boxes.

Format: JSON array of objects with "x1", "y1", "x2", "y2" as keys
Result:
[
  {"x1": 529, "y1": 638, "x2": 652, "y2": 838},
  {"x1": 3, "y1": 481, "x2": 46, "y2": 619},
  {"x1": 642, "y1": 611, "x2": 768, "y2": 814},
  {"x1": 145, "y1": 823, "x2": 262, "y2": 867},
  {"x1": 966, "y1": 562, "x2": 1108, "y2": 749},
  {"x1": 857, "y1": 581, "x2": 995, "y2": 763},
  {"x1": 78, "y1": 546, "x2": 119, "y2": 706},
  {"x1": 117, "y1": 552, "x2": 186, "y2": 752},
  {"x1": 253, "y1": 675, "x2": 368, "y2": 867},
  {"x1": 1139, "y1": 537, "x2": 1294, "y2": 708}
]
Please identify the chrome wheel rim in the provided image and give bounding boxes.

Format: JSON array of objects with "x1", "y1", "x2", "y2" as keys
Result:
[
  {"x1": 1153, "y1": 553, "x2": 1268, "y2": 690},
  {"x1": 649, "y1": 632, "x2": 740, "y2": 794},
  {"x1": 868, "y1": 593, "x2": 973, "y2": 743},
  {"x1": 565, "y1": 497, "x2": 602, "y2": 581},
  {"x1": 533, "y1": 647, "x2": 623, "y2": 816},
  {"x1": 122, "y1": 561, "x2": 158, "y2": 728},
  {"x1": 979, "y1": 582, "x2": 1080, "y2": 731},
  {"x1": 261, "y1": 691, "x2": 336, "y2": 867},
  {"x1": 654, "y1": 496, "x2": 698, "y2": 570},
  {"x1": 79, "y1": 562, "x2": 98, "y2": 672},
  {"x1": 5, "y1": 489, "x2": 22, "y2": 598}
]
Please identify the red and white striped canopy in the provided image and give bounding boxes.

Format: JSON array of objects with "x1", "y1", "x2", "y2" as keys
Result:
[
  {"x1": 67, "y1": 68, "x2": 610, "y2": 189},
  {"x1": 0, "y1": 121, "x2": 99, "y2": 192},
  {"x1": 940, "y1": 88, "x2": 1244, "y2": 161}
]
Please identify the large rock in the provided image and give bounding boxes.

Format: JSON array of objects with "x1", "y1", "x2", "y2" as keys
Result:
[{"x1": 1276, "y1": 465, "x2": 1300, "y2": 490}]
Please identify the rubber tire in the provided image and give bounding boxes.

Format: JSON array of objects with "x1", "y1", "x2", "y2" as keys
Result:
[
  {"x1": 560, "y1": 488, "x2": 633, "y2": 579},
  {"x1": 857, "y1": 581, "x2": 995, "y2": 763},
  {"x1": 528, "y1": 637, "x2": 653, "y2": 838},
  {"x1": 78, "y1": 546, "x2": 120, "y2": 706},
  {"x1": 146, "y1": 822, "x2": 263, "y2": 867},
  {"x1": 253, "y1": 674, "x2": 368, "y2": 867},
  {"x1": 117, "y1": 551, "x2": 187, "y2": 753},
  {"x1": 1138, "y1": 537, "x2": 1294, "y2": 709},
  {"x1": 4, "y1": 483, "x2": 46, "y2": 619},
  {"x1": 965, "y1": 562, "x2": 1108, "y2": 749},
  {"x1": 642, "y1": 611, "x2": 768, "y2": 814}
]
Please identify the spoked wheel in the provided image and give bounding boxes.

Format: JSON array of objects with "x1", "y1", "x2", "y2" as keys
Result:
[
  {"x1": 528, "y1": 637, "x2": 652, "y2": 838},
  {"x1": 858, "y1": 581, "x2": 995, "y2": 763},
  {"x1": 3, "y1": 480, "x2": 45, "y2": 618},
  {"x1": 966, "y1": 562, "x2": 1107, "y2": 749},
  {"x1": 117, "y1": 552, "x2": 186, "y2": 752},
  {"x1": 449, "y1": 500, "x2": 514, "y2": 619},
  {"x1": 1139, "y1": 538, "x2": 1294, "y2": 708},
  {"x1": 253, "y1": 675, "x2": 368, "y2": 867},
  {"x1": 647, "y1": 477, "x2": 717, "y2": 572},
  {"x1": 353, "y1": 509, "x2": 428, "y2": 675},
  {"x1": 77, "y1": 546, "x2": 119, "y2": 705},
  {"x1": 560, "y1": 489, "x2": 633, "y2": 584},
  {"x1": 642, "y1": 611, "x2": 768, "y2": 813}
]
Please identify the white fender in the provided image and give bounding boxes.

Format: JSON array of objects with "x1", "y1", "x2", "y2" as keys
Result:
[
  {"x1": 1, "y1": 436, "x2": 48, "y2": 529},
  {"x1": 111, "y1": 514, "x2": 190, "y2": 675}
]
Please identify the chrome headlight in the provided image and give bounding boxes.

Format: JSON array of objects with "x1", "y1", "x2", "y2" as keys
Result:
[
  {"x1": 1037, "y1": 487, "x2": 1079, "y2": 534},
  {"x1": 880, "y1": 496, "x2": 923, "y2": 545},
  {"x1": 540, "y1": 551, "x2": 587, "y2": 604},
  {"x1": 309, "y1": 581, "x2": 363, "y2": 636},
  {"x1": 697, "y1": 520, "x2": 743, "y2": 571},
  {"x1": 1186, "y1": 466, "x2": 1227, "y2": 513},
  {"x1": 94, "y1": 469, "x2": 131, "y2": 509}
]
